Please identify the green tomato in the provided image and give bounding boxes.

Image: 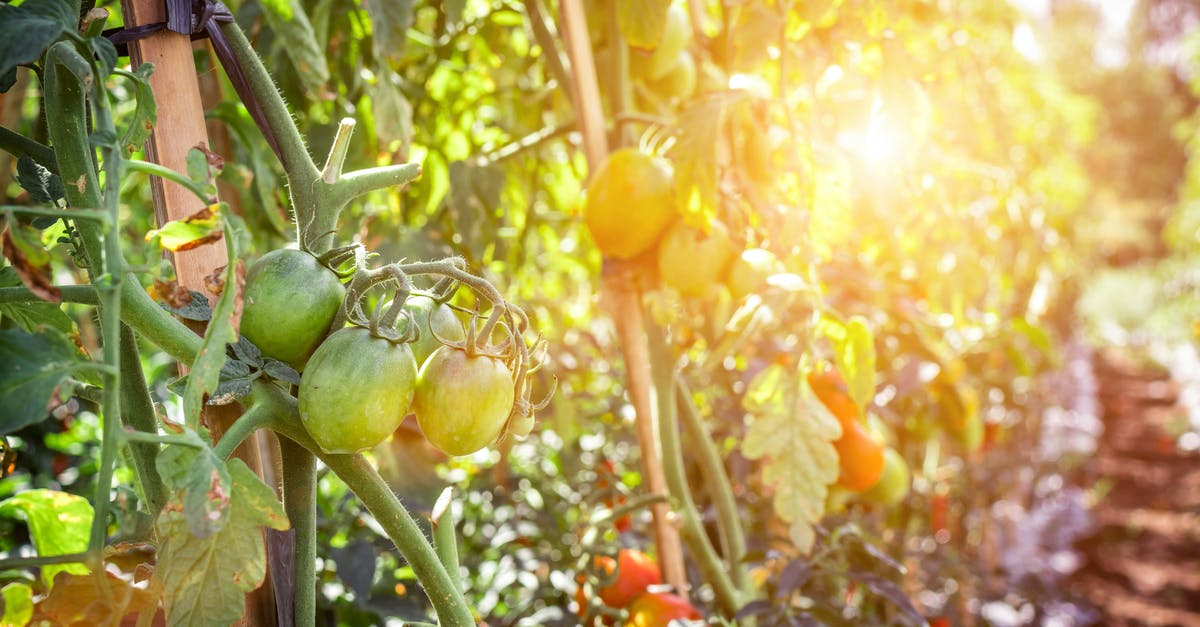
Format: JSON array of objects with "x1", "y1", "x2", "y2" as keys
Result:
[
  {"x1": 657, "y1": 220, "x2": 736, "y2": 298},
  {"x1": 298, "y1": 327, "x2": 418, "y2": 453},
  {"x1": 629, "y1": 5, "x2": 693, "y2": 80},
  {"x1": 401, "y1": 297, "x2": 466, "y2": 367},
  {"x1": 413, "y1": 347, "x2": 515, "y2": 456},
  {"x1": 644, "y1": 50, "x2": 697, "y2": 101},
  {"x1": 241, "y1": 249, "x2": 345, "y2": 370},
  {"x1": 726, "y1": 248, "x2": 783, "y2": 299}
]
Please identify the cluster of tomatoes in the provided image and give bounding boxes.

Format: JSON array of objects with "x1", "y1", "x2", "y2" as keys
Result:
[
  {"x1": 577, "y1": 549, "x2": 700, "y2": 626},
  {"x1": 808, "y1": 367, "x2": 911, "y2": 507},
  {"x1": 238, "y1": 247, "x2": 528, "y2": 457},
  {"x1": 583, "y1": 148, "x2": 782, "y2": 302}
]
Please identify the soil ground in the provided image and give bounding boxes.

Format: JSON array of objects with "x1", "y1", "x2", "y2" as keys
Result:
[{"x1": 1069, "y1": 349, "x2": 1200, "y2": 626}]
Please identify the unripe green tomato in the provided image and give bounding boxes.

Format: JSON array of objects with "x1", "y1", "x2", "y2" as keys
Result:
[
  {"x1": 726, "y1": 248, "x2": 784, "y2": 299},
  {"x1": 643, "y1": 5, "x2": 693, "y2": 80},
  {"x1": 657, "y1": 220, "x2": 736, "y2": 298},
  {"x1": 862, "y1": 447, "x2": 911, "y2": 506},
  {"x1": 298, "y1": 327, "x2": 418, "y2": 453},
  {"x1": 401, "y1": 297, "x2": 466, "y2": 367},
  {"x1": 413, "y1": 347, "x2": 515, "y2": 456},
  {"x1": 241, "y1": 249, "x2": 345, "y2": 370}
]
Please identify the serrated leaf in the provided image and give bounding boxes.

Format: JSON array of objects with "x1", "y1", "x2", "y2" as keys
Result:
[
  {"x1": 144, "y1": 205, "x2": 223, "y2": 253},
  {"x1": 36, "y1": 570, "x2": 158, "y2": 625},
  {"x1": 617, "y1": 0, "x2": 670, "y2": 50},
  {"x1": 0, "y1": 266, "x2": 74, "y2": 335},
  {"x1": 119, "y1": 63, "x2": 157, "y2": 154},
  {"x1": 156, "y1": 459, "x2": 288, "y2": 627},
  {"x1": 209, "y1": 376, "x2": 253, "y2": 405},
  {"x1": 156, "y1": 443, "x2": 232, "y2": 538},
  {"x1": 0, "y1": 327, "x2": 81, "y2": 434},
  {"x1": 742, "y1": 365, "x2": 841, "y2": 554},
  {"x1": 672, "y1": 95, "x2": 742, "y2": 224},
  {"x1": 0, "y1": 490, "x2": 92, "y2": 588},
  {"x1": 0, "y1": 0, "x2": 76, "y2": 79},
  {"x1": 163, "y1": 290, "x2": 213, "y2": 322},
  {"x1": 261, "y1": 359, "x2": 300, "y2": 385},
  {"x1": 181, "y1": 213, "x2": 246, "y2": 426},
  {"x1": 16, "y1": 155, "x2": 65, "y2": 206},
  {"x1": 3, "y1": 221, "x2": 59, "y2": 303},
  {"x1": 1, "y1": 582, "x2": 33, "y2": 626},
  {"x1": 230, "y1": 335, "x2": 262, "y2": 366},
  {"x1": 364, "y1": 0, "x2": 414, "y2": 62},
  {"x1": 261, "y1": 0, "x2": 329, "y2": 95}
]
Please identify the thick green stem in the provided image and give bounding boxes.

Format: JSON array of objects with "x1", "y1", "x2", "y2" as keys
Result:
[
  {"x1": 0, "y1": 126, "x2": 58, "y2": 173},
  {"x1": 216, "y1": 21, "x2": 318, "y2": 182},
  {"x1": 248, "y1": 385, "x2": 476, "y2": 626},
  {"x1": 118, "y1": 325, "x2": 166, "y2": 514},
  {"x1": 119, "y1": 278, "x2": 201, "y2": 363},
  {"x1": 674, "y1": 377, "x2": 750, "y2": 593},
  {"x1": 125, "y1": 159, "x2": 216, "y2": 204},
  {"x1": 0, "y1": 285, "x2": 99, "y2": 304},
  {"x1": 644, "y1": 318, "x2": 744, "y2": 614},
  {"x1": 431, "y1": 489, "x2": 462, "y2": 596},
  {"x1": 213, "y1": 402, "x2": 273, "y2": 460},
  {"x1": 279, "y1": 437, "x2": 317, "y2": 627}
]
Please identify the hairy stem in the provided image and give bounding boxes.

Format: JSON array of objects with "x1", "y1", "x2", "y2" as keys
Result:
[
  {"x1": 118, "y1": 325, "x2": 166, "y2": 514},
  {"x1": 213, "y1": 402, "x2": 273, "y2": 460},
  {"x1": 675, "y1": 376, "x2": 750, "y2": 593},
  {"x1": 0, "y1": 285, "x2": 99, "y2": 304},
  {"x1": 279, "y1": 437, "x2": 317, "y2": 627},
  {"x1": 125, "y1": 159, "x2": 217, "y2": 204},
  {"x1": 645, "y1": 318, "x2": 744, "y2": 614}
]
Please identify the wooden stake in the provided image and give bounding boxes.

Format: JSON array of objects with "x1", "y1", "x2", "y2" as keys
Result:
[
  {"x1": 119, "y1": 2, "x2": 272, "y2": 625},
  {"x1": 558, "y1": 0, "x2": 689, "y2": 596}
]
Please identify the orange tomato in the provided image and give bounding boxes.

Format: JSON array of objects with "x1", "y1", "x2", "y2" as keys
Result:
[
  {"x1": 834, "y1": 421, "x2": 886, "y2": 492},
  {"x1": 807, "y1": 367, "x2": 859, "y2": 427},
  {"x1": 583, "y1": 149, "x2": 676, "y2": 260},
  {"x1": 624, "y1": 592, "x2": 701, "y2": 627},
  {"x1": 596, "y1": 549, "x2": 662, "y2": 609}
]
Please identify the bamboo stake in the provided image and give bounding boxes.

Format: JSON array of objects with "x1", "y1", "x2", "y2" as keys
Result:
[
  {"x1": 119, "y1": 3, "x2": 272, "y2": 625},
  {"x1": 558, "y1": 0, "x2": 689, "y2": 595}
]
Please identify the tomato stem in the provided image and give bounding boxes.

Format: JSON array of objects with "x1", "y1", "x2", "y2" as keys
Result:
[{"x1": 280, "y1": 437, "x2": 319, "y2": 627}]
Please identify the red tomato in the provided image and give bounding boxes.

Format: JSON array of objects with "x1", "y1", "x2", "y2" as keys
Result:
[
  {"x1": 624, "y1": 592, "x2": 701, "y2": 627},
  {"x1": 596, "y1": 549, "x2": 662, "y2": 609}
]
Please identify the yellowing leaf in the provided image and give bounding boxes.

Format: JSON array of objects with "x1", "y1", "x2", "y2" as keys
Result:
[
  {"x1": 156, "y1": 459, "x2": 288, "y2": 627},
  {"x1": 742, "y1": 365, "x2": 842, "y2": 553},
  {"x1": 1, "y1": 582, "x2": 33, "y2": 627},
  {"x1": 35, "y1": 571, "x2": 158, "y2": 626},
  {"x1": 144, "y1": 205, "x2": 223, "y2": 252}
]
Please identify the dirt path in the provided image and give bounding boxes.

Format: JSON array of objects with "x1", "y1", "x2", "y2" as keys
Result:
[{"x1": 1069, "y1": 350, "x2": 1200, "y2": 626}]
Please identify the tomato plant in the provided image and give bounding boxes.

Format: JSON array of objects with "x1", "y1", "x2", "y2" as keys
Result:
[
  {"x1": 657, "y1": 219, "x2": 736, "y2": 298},
  {"x1": 402, "y1": 296, "x2": 466, "y2": 367}
]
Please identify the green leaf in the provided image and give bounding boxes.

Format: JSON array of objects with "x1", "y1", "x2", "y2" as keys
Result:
[
  {"x1": 15, "y1": 155, "x2": 65, "y2": 208},
  {"x1": 181, "y1": 213, "x2": 247, "y2": 426},
  {"x1": 841, "y1": 316, "x2": 876, "y2": 411},
  {"x1": 156, "y1": 459, "x2": 288, "y2": 627},
  {"x1": 119, "y1": 64, "x2": 157, "y2": 155},
  {"x1": 1, "y1": 581, "x2": 32, "y2": 626},
  {"x1": 617, "y1": 0, "x2": 670, "y2": 50},
  {"x1": 0, "y1": 0, "x2": 76, "y2": 79},
  {"x1": 742, "y1": 365, "x2": 841, "y2": 554},
  {"x1": 261, "y1": 0, "x2": 329, "y2": 95},
  {"x1": 368, "y1": 70, "x2": 413, "y2": 154},
  {"x1": 364, "y1": 0, "x2": 414, "y2": 63},
  {"x1": 90, "y1": 36, "x2": 117, "y2": 79},
  {"x1": 0, "y1": 327, "x2": 81, "y2": 435},
  {"x1": 672, "y1": 94, "x2": 742, "y2": 224},
  {"x1": 0, "y1": 267, "x2": 74, "y2": 335},
  {"x1": 0, "y1": 490, "x2": 92, "y2": 588}
]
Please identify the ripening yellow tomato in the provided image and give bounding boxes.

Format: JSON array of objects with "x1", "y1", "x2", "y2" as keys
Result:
[{"x1": 583, "y1": 149, "x2": 676, "y2": 260}]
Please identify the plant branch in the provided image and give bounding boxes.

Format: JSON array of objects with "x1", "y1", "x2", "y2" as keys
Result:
[
  {"x1": 0, "y1": 551, "x2": 95, "y2": 570},
  {"x1": 675, "y1": 376, "x2": 750, "y2": 593},
  {"x1": 645, "y1": 318, "x2": 744, "y2": 614},
  {"x1": 118, "y1": 324, "x2": 166, "y2": 514},
  {"x1": 279, "y1": 437, "x2": 317, "y2": 627},
  {"x1": 1, "y1": 206, "x2": 111, "y2": 224},
  {"x1": 520, "y1": 0, "x2": 572, "y2": 92},
  {"x1": 0, "y1": 285, "x2": 99, "y2": 304},
  {"x1": 124, "y1": 159, "x2": 216, "y2": 205},
  {"x1": 0, "y1": 126, "x2": 57, "y2": 173},
  {"x1": 213, "y1": 402, "x2": 273, "y2": 460}
]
